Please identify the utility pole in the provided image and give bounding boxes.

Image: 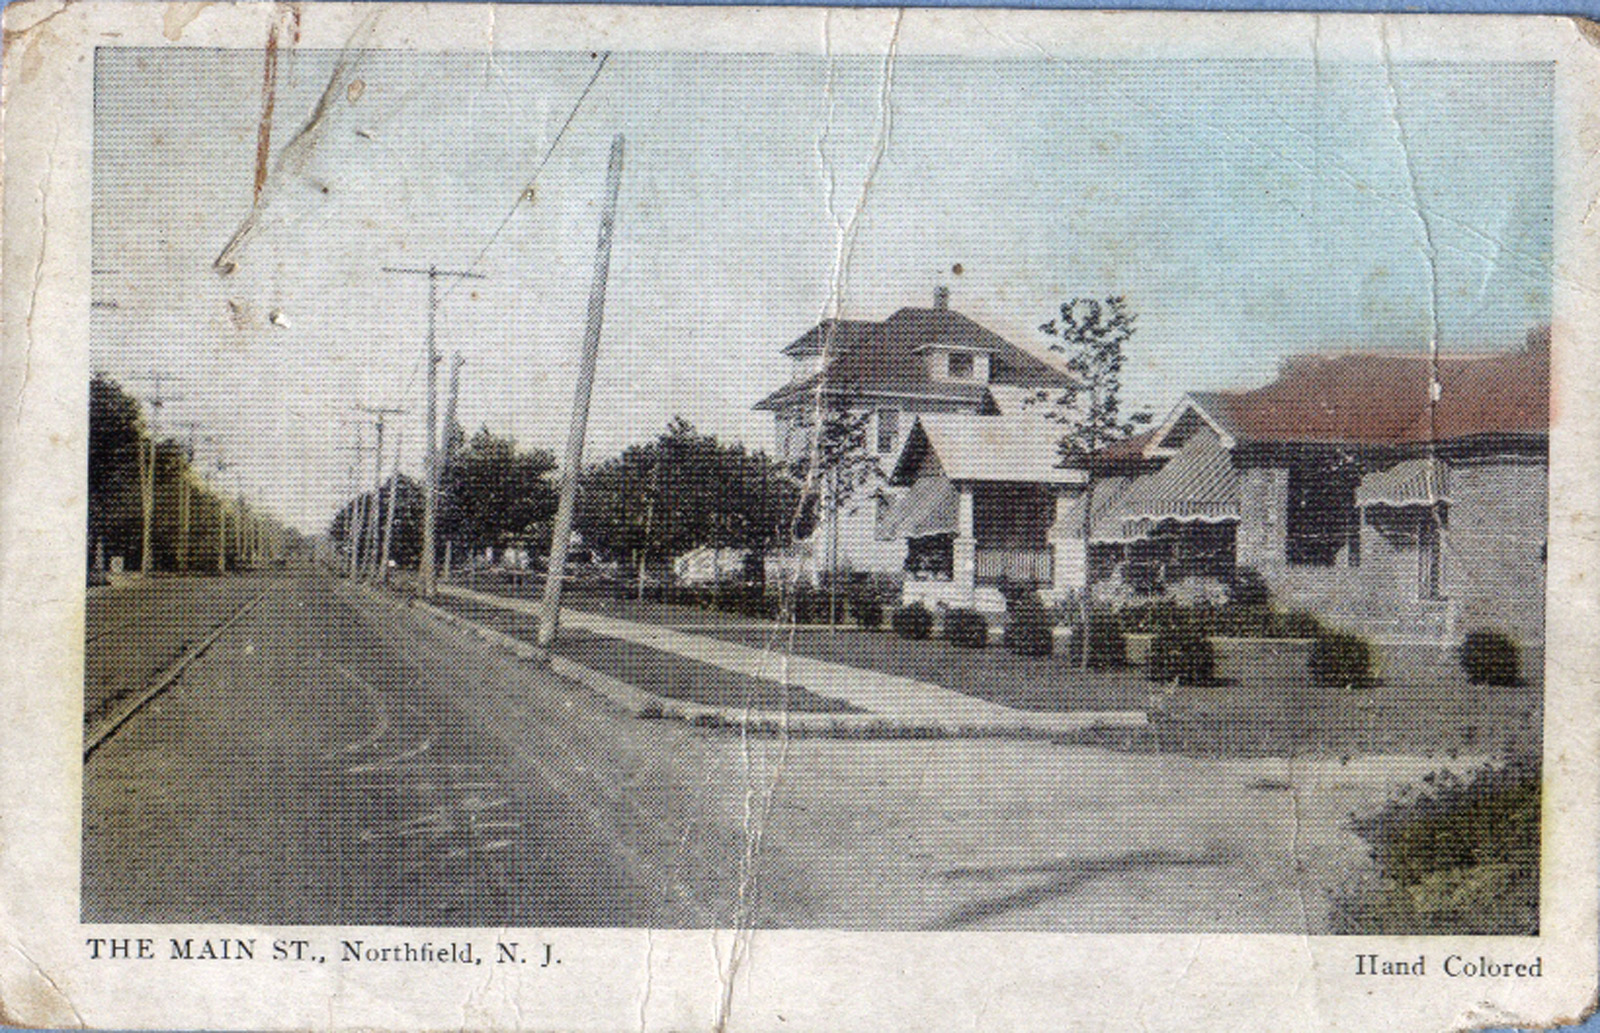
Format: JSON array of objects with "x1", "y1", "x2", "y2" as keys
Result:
[
  {"x1": 540, "y1": 134, "x2": 625, "y2": 648},
  {"x1": 335, "y1": 428, "x2": 366, "y2": 579},
  {"x1": 357, "y1": 406, "x2": 406, "y2": 581},
  {"x1": 127, "y1": 372, "x2": 184, "y2": 575},
  {"x1": 210, "y1": 453, "x2": 234, "y2": 574},
  {"x1": 175, "y1": 420, "x2": 201, "y2": 574},
  {"x1": 383, "y1": 267, "x2": 485, "y2": 597},
  {"x1": 380, "y1": 435, "x2": 404, "y2": 583},
  {"x1": 440, "y1": 353, "x2": 465, "y2": 576}
]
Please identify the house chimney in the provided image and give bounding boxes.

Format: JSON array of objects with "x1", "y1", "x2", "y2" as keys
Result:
[{"x1": 933, "y1": 285, "x2": 950, "y2": 310}]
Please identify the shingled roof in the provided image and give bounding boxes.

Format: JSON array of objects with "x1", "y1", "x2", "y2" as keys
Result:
[
  {"x1": 1156, "y1": 328, "x2": 1549, "y2": 451},
  {"x1": 754, "y1": 304, "x2": 1076, "y2": 411}
]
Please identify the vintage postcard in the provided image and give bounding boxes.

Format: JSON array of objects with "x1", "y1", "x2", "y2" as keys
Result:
[{"x1": 2, "y1": 2, "x2": 1597, "y2": 1030}]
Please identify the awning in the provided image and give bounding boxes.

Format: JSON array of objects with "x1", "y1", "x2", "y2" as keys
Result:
[
  {"x1": 1110, "y1": 429, "x2": 1239, "y2": 536},
  {"x1": 1056, "y1": 476, "x2": 1138, "y2": 542},
  {"x1": 879, "y1": 473, "x2": 959, "y2": 540},
  {"x1": 1357, "y1": 457, "x2": 1449, "y2": 508}
]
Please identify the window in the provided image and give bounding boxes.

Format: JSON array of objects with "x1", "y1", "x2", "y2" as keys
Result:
[
  {"x1": 948, "y1": 352, "x2": 975, "y2": 379},
  {"x1": 1286, "y1": 463, "x2": 1359, "y2": 566},
  {"x1": 876, "y1": 407, "x2": 899, "y2": 454}
]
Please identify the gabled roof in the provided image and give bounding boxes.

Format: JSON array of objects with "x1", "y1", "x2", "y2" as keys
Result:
[
  {"x1": 889, "y1": 415, "x2": 1087, "y2": 487},
  {"x1": 755, "y1": 305, "x2": 1076, "y2": 411},
  {"x1": 1148, "y1": 329, "x2": 1550, "y2": 451}
]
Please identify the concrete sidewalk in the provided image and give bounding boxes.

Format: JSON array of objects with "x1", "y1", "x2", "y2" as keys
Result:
[{"x1": 440, "y1": 584, "x2": 1145, "y2": 733}]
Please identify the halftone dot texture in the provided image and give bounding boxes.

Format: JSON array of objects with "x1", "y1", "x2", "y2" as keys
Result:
[{"x1": 85, "y1": 49, "x2": 1546, "y2": 932}]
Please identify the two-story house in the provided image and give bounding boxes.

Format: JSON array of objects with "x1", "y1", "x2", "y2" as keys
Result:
[{"x1": 754, "y1": 287, "x2": 1078, "y2": 581}]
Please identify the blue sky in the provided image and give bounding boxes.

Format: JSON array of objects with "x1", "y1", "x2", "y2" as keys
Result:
[{"x1": 91, "y1": 47, "x2": 1551, "y2": 530}]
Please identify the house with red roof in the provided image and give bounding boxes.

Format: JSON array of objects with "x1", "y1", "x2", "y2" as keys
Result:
[
  {"x1": 754, "y1": 287, "x2": 1078, "y2": 580},
  {"x1": 1059, "y1": 327, "x2": 1550, "y2": 644}
]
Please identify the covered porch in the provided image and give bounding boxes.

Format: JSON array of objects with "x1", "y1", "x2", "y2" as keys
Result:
[{"x1": 882, "y1": 416, "x2": 1085, "y2": 613}]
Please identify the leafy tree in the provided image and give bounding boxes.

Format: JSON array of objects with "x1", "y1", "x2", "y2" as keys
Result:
[
  {"x1": 1038, "y1": 297, "x2": 1151, "y2": 668},
  {"x1": 439, "y1": 428, "x2": 559, "y2": 562},
  {"x1": 577, "y1": 418, "x2": 797, "y2": 595},
  {"x1": 88, "y1": 374, "x2": 145, "y2": 569}
]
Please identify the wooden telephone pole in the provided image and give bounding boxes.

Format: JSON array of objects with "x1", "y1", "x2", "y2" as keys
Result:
[
  {"x1": 439, "y1": 353, "x2": 465, "y2": 578},
  {"x1": 176, "y1": 421, "x2": 202, "y2": 573},
  {"x1": 380, "y1": 435, "x2": 404, "y2": 583},
  {"x1": 540, "y1": 134, "x2": 625, "y2": 648},
  {"x1": 128, "y1": 372, "x2": 183, "y2": 575},
  {"x1": 357, "y1": 406, "x2": 406, "y2": 580},
  {"x1": 383, "y1": 266, "x2": 485, "y2": 597},
  {"x1": 334, "y1": 428, "x2": 367, "y2": 578},
  {"x1": 210, "y1": 453, "x2": 233, "y2": 574}
]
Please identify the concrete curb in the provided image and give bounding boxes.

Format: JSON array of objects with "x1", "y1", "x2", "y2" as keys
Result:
[
  {"x1": 359, "y1": 584, "x2": 1147, "y2": 740},
  {"x1": 84, "y1": 585, "x2": 271, "y2": 758}
]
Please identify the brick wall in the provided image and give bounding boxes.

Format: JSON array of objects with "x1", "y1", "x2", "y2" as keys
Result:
[{"x1": 1236, "y1": 458, "x2": 1547, "y2": 647}]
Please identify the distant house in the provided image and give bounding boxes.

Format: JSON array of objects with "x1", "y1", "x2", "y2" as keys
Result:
[
  {"x1": 674, "y1": 545, "x2": 750, "y2": 586},
  {"x1": 754, "y1": 287, "x2": 1077, "y2": 581},
  {"x1": 1064, "y1": 328, "x2": 1550, "y2": 644}
]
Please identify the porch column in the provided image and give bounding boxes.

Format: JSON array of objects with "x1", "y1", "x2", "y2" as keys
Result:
[
  {"x1": 1052, "y1": 493, "x2": 1087, "y2": 596},
  {"x1": 953, "y1": 484, "x2": 976, "y2": 603}
]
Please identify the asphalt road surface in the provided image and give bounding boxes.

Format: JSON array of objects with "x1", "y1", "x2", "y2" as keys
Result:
[
  {"x1": 82, "y1": 569, "x2": 1464, "y2": 932},
  {"x1": 82, "y1": 570, "x2": 731, "y2": 926}
]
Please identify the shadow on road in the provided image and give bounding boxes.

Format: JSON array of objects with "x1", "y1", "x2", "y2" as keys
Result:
[{"x1": 924, "y1": 847, "x2": 1237, "y2": 930}]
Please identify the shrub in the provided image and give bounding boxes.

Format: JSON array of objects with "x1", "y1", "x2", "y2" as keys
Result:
[
  {"x1": 1145, "y1": 617, "x2": 1216, "y2": 685},
  {"x1": 1118, "y1": 598, "x2": 1183, "y2": 635},
  {"x1": 1225, "y1": 566, "x2": 1272, "y2": 608},
  {"x1": 1267, "y1": 609, "x2": 1323, "y2": 639},
  {"x1": 891, "y1": 602, "x2": 933, "y2": 640},
  {"x1": 1003, "y1": 591, "x2": 1054, "y2": 658},
  {"x1": 734, "y1": 584, "x2": 779, "y2": 620},
  {"x1": 1310, "y1": 629, "x2": 1377, "y2": 688},
  {"x1": 850, "y1": 591, "x2": 885, "y2": 630},
  {"x1": 1068, "y1": 611, "x2": 1128, "y2": 669},
  {"x1": 789, "y1": 583, "x2": 839, "y2": 625},
  {"x1": 1333, "y1": 755, "x2": 1539, "y2": 935},
  {"x1": 1461, "y1": 629, "x2": 1522, "y2": 686},
  {"x1": 943, "y1": 608, "x2": 989, "y2": 649},
  {"x1": 1210, "y1": 603, "x2": 1273, "y2": 638}
]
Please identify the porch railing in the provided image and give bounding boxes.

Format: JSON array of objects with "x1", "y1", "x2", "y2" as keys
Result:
[{"x1": 974, "y1": 545, "x2": 1054, "y2": 587}]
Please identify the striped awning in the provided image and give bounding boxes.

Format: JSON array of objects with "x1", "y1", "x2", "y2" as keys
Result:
[
  {"x1": 1057, "y1": 476, "x2": 1138, "y2": 542},
  {"x1": 1111, "y1": 429, "x2": 1239, "y2": 536},
  {"x1": 1357, "y1": 457, "x2": 1449, "y2": 508},
  {"x1": 879, "y1": 473, "x2": 959, "y2": 540}
]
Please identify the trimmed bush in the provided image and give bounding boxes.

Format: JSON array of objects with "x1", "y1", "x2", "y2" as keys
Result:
[
  {"x1": 1268, "y1": 608, "x2": 1324, "y2": 639},
  {"x1": 1461, "y1": 629, "x2": 1522, "y2": 686},
  {"x1": 850, "y1": 591, "x2": 885, "y2": 630},
  {"x1": 1118, "y1": 598, "x2": 1183, "y2": 635},
  {"x1": 943, "y1": 608, "x2": 989, "y2": 649},
  {"x1": 1068, "y1": 612, "x2": 1128, "y2": 669},
  {"x1": 1225, "y1": 566, "x2": 1272, "y2": 608},
  {"x1": 891, "y1": 602, "x2": 934, "y2": 640},
  {"x1": 1209, "y1": 603, "x2": 1273, "y2": 638},
  {"x1": 1003, "y1": 591, "x2": 1054, "y2": 658},
  {"x1": 1145, "y1": 618, "x2": 1216, "y2": 685},
  {"x1": 1310, "y1": 629, "x2": 1377, "y2": 688}
]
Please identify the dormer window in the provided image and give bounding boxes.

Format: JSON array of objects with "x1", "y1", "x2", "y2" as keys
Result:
[{"x1": 948, "y1": 352, "x2": 975, "y2": 379}]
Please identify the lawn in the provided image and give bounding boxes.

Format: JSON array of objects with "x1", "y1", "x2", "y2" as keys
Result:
[
  {"x1": 462, "y1": 581, "x2": 780, "y2": 629},
  {"x1": 704, "y1": 627, "x2": 1154, "y2": 713},
  {"x1": 430, "y1": 594, "x2": 857, "y2": 714}
]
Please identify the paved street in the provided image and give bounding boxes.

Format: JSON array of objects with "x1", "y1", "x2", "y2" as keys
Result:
[
  {"x1": 82, "y1": 571, "x2": 722, "y2": 926},
  {"x1": 83, "y1": 569, "x2": 1471, "y2": 931}
]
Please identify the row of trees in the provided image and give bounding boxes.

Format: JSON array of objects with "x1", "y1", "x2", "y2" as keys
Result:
[
  {"x1": 89, "y1": 374, "x2": 287, "y2": 575},
  {"x1": 333, "y1": 295, "x2": 1148, "y2": 615},
  {"x1": 332, "y1": 418, "x2": 801, "y2": 583}
]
